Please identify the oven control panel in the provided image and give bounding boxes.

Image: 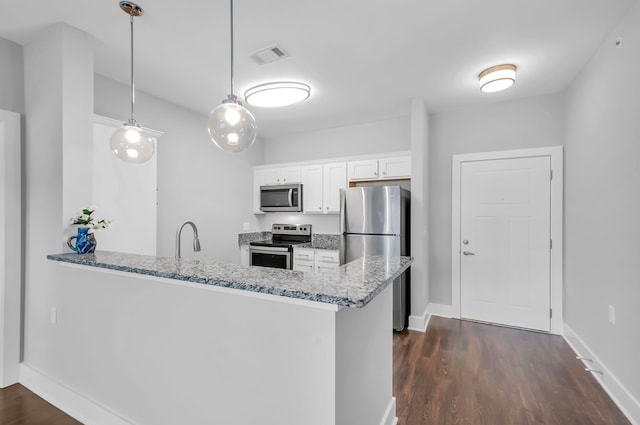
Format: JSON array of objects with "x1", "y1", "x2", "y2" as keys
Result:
[{"x1": 272, "y1": 223, "x2": 312, "y2": 236}]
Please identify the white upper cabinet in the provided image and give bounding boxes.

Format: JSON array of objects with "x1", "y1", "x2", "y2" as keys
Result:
[
  {"x1": 281, "y1": 167, "x2": 302, "y2": 184},
  {"x1": 261, "y1": 166, "x2": 302, "y2": 185},
  {"x1": 261, "y1": 168, "x2": 282, "y2": 185},
  {"x1": 347, "y1": 155, "x2": 411, "y2": 181},
  {"x1": 253, "y1": 152, "x2": 408, "y2": 215},
  {"x1": 347, "y1": 159, "x2": 379, "y2": 181},
  {"x1": 301, "y1": 162, "x2": 346, "y2": 214},
  {"x1": 302, "y1": 165, "x2": 324, "y2": 213},
  {"x1": 323, "y1": 162, "x2": 346, "y2": 213},
  {"x1": 379, "y1": 156, "x2": 411, "y2": 179}
]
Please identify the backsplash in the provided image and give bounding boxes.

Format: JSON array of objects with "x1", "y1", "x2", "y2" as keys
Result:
[
  {"x1": 238, "y1": 232, "x2": 271, "y2": 246},
  {"x1": 239, "y1": 231, "x2": 341, "y2": 250},
  {"x1": 312, "y1": 233, "x2": 341, "y2": 250}
]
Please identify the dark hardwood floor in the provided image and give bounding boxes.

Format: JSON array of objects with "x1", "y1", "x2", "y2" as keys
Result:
[
  {"x1": 394, "y1": 316, "x2": 631, "y2": 425},
  {"x1": 1, "y1": 317, "x2": 630, "y2": 425},
  {"x1": 0, "y1": 383, "x2": 81, "y2": 425}
]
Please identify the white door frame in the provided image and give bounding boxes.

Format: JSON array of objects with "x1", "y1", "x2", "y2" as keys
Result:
[
  {"x1": 452, "y1": 146, "x2": 563, "y2": 335},
  {"x1": 0, "y1": 109, "x2": 21, "y2": 386}
]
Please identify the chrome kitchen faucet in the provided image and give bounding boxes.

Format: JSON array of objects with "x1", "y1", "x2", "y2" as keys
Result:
[{"x1": 175, "y1": 220, "x2": 201, "y2": 259}]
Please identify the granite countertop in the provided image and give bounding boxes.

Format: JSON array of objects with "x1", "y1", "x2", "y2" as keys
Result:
[{"x1": 47, "y1": 251, "x2": 412, "y2": 308}]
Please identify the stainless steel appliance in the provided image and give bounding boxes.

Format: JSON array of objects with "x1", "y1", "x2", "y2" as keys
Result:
[
  {"x1": 260, "y1": 184, "x2": 303, "y2": 212},
  {"x1": 340, "y1": 186, "x2": 410, "y2": 331},
  {"x1": 250, "y1": 224, "x2": 312, "y2": 269}
]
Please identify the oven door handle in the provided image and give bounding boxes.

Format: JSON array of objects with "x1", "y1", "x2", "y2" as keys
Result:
[{"x1": 250, "y1": 246, "x2": 290, "y2": 253}]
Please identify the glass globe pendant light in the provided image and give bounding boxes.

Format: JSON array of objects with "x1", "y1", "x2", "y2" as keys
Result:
[
  {"x1": 207, "y1": 0, "x2": 257, "y2": 152},
  {"x1": 109, "y1": 1, "x2": 155, "y2": 164}
]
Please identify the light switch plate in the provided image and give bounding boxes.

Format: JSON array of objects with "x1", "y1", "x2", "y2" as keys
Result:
[{"x1": 608, "y1": 305, "x2": 615, "y2": 324}]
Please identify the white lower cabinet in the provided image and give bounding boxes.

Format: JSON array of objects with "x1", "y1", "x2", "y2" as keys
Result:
[
  {"x1": 240, "y1": 245, "x2": 250, "y2": 266},
  {"x1": 292, "y1": 248, "x2": 315, "y2": 272},
  {"x1": 314, "y1": 250, "x2": 340, "y2": 272},
  {"x1": 293, "y1": 248, "x2": 340, "y2": 272}
]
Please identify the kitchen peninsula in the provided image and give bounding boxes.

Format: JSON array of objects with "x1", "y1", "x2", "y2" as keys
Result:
[{"x1": 45, "y1": 251, "x2": 412, "y2": 425}]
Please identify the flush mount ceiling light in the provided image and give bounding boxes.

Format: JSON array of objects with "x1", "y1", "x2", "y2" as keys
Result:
[
  {"x1": 244, "y1": 82, "x2": 311, "y2": 108},
  {"x1": 109, "y1": 1, "x2": 156, "y2": 164},
  {"x1": 207, "y1": 0, "x2": 257, "y2": 153},
  {"x1": 478, "y1": 64, "x2": 517, "y2": 93}
]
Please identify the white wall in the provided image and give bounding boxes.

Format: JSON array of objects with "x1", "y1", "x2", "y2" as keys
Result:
[
  {"x1": 92, "y1": 119, "x2": 158, "y2": 256},
  {"x1": 94, "y1": 75, "x2": 264, "y2": 262},
  {"x1": 0, "y1": 110, "x2": 21, "y2": 386},
  {"x1": 428, "y1": 93, "x2": 566, "y2": 304},
  {"x1": 263, "y1": 116, "x2": 410, "y2": 165},
  {"x1": 0, "y1": 36, "x2": 24, "y2": 387},
  {"x1": 27, "y1": 265, "x2": 339, "y2": 425},
  {"x1": 564, "y1": 0, "x2": 640, "y2": 410},
  {"x1": 0, "y1": 37, "x2": 24, "y2": 114},
  {"x1": 408, "y1": 99, "x2": 430, "y2": 326},
  {"x1": 22, "y1": 23, "x2": 94, "y2": 378}
]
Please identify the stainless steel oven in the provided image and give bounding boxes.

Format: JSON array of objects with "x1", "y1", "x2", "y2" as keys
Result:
[
  {"x1": 249, "y1": 245, "x2": 292, "y2": 269},
  {"x1": 249, "y1": 224, "x2": 312, "y2": 269}
]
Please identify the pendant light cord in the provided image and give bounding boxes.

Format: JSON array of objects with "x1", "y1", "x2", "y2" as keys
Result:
[
  {"x1": 229, "y1": 0, "x2": 235, "y2": 97},
  {"x1": 129, "y1": 10, "x2": 136, "y2": 124}
]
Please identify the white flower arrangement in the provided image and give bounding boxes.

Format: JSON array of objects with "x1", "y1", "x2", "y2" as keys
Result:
[{"x1": 70, "y1": 207, "x2": 111, "y2": 233}]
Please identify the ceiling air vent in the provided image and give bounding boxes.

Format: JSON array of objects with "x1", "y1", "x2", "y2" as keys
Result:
[{"x1": 249, "y1": 45, "x2": 289, "y2": 65}]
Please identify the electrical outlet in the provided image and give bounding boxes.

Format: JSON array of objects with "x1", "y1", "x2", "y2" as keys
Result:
[
  {"x1": 243, "y1": 222, "x2": 250, "y2": 231},
  {"x1": 50, "y1": 307, "x2": 57, "y2": 325},
  {"x1": 608, "y1": 305, "x2": 615, "y2": 325}
]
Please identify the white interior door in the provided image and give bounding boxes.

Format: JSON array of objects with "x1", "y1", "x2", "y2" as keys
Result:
[{"x1": 460, "y1": 156, "x2": 551, "y2": 331}]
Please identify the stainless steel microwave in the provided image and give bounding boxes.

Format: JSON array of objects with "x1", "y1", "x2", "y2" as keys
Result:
[{"x1": 260, "y1": 184, "x2": 303, "y2": 212}]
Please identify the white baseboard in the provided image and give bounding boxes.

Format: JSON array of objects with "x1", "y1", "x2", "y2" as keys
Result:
[
  {"x1": 379, "y1": 397, "x2": 398, "y2": 425},
  {"x1": 408, "y1": 303, "x2": 455, "y2": 332},
  {"x1": 563, "y1": 324, "x2": 640, "y2": 425},
  {"x1": 20, "y1": 364, "x2": 136, "y2": 425},
  {"x1": 408, "y1": 307, "x2": 428, "y2": 332},
  {"x1": 426, "y1": 302, "x2": 455, "y2": 318}
]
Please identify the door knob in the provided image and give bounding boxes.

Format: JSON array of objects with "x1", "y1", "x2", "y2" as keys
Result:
[{"x1": 463, "y1": 251, "x2": 475, "y2": 256}]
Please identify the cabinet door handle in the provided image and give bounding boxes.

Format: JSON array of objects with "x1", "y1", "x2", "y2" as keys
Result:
[
  {"x1": 463, "y1": 251, "x2": 475, "y2": 256},
  {"x1": 318, "y1": 206, "x2": 322, "y2": 210}
]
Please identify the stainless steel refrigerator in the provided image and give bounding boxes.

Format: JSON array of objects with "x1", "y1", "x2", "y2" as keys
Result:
[{"x1": 340, "y1": 186, "x2": 410, "y2": 331}]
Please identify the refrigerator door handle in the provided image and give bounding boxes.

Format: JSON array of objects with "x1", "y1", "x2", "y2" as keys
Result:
[{"x1": 339, "y1": 189, "x2": 346, "y2": 234}]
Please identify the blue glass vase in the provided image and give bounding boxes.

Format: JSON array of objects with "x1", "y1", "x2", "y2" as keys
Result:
[{"x1": 67, "y1": 227, "x2": 97, "y2": 254}]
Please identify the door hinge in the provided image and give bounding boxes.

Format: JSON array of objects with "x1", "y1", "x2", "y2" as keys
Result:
[
  {"x1": 550, "y1": 169, "x2": 553, "y2": 180},
  {"x1": 550, "y1": 239, "x2": 553, "y2": 249},
  {"x1": 550, "y1": 308, "x2": 553, "y2": 318}
]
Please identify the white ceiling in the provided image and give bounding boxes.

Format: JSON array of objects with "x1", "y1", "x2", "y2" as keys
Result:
[{"x1": 0, "y1": 0, "x2": 636, "y2": 138}]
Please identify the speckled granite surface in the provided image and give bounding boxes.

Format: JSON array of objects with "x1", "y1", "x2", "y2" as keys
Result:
[
  {"x1": 238, "y1": 232, "x2": 271, "y2": 246},
  {"x1": 311, "y1": 234, "x2": 341, "y2": 250},
  {"x1": 47, "y1": 251, "x2": 412, "y2": 308}
]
